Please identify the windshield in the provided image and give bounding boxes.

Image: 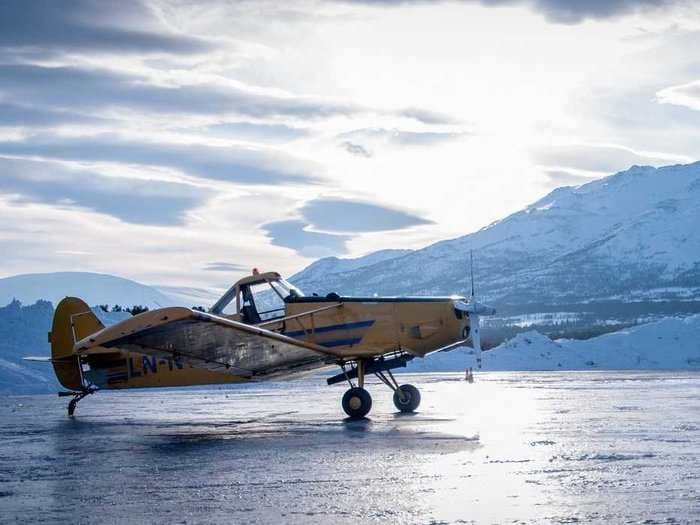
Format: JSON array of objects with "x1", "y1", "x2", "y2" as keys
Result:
[
  {"x1": 220, "y1": 279, "x2": 304, "y2": 319},
  {"x1": 270, "y1": 279, "x2": 304, "y2": 299}
]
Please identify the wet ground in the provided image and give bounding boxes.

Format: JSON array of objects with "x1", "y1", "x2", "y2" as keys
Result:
[{"x1": 1, "y1": 372, "x2": 698, "y2": 524}]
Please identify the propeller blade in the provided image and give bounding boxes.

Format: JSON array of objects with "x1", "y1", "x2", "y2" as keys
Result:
[
  {"x1": 459, "y1": 250, "x2": 495, "y2": 370},
  {"x1": 454, "y1": 299, "x2": 495, "y2": 369},
  {"x1": 471, "y1": 313, "x2": 482, "y2": 369}
]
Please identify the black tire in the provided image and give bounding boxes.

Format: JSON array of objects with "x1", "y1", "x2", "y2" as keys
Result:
[
  {"x1": 342, "y1": 387, "x2": 372, "y2": 419},
  {"x1": 393, "y1": 384, "x2": 421, "y2": 413}
]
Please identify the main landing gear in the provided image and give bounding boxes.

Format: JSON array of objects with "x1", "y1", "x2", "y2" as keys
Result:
[
  {"x1": 59, "y1": 387, "x2": 97, "y2": 416},
  {"x1": 328, "y1": 355, "x2": 421, "y2": 419},
  {"x1": 342, "y1": 386, "x2": 372, "y2": 419}
]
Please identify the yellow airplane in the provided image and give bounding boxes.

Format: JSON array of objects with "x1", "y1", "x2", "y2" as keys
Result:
[{"x1": 37, "y1": 269, "x2": 494, "y2": 419}]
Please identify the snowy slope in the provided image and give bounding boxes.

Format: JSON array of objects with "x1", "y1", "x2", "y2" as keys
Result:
[
  {"x1": 406, "y1": 315, "x2": 700, "y2": 372},
  {"x1": 0, "y1": 272, "x2": 177, "y2": 308},
  {"x1": 292, "y1": 249, "x2": 412, "y2": 293},
  {"x1": 292, "y1": 163, "x2": 700, "y2": 306}
]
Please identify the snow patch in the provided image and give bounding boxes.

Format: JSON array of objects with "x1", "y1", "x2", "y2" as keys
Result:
[{"x1": 483, "y1": 315, "x2": 700, "y2": 370}]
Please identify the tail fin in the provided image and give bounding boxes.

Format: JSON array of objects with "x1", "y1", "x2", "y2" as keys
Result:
[{"x1": 50, "y1": 297, "x2": 104, "y2": 391}]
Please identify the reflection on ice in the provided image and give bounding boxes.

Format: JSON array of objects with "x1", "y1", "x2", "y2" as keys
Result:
[{"x1": 1, "y1": 371, "x2": 698, "y2": 523}]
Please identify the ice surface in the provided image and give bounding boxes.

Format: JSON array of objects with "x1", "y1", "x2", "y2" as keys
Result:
[{"x1": 1, "y1": 372, "x2": 698, "y2": 523}]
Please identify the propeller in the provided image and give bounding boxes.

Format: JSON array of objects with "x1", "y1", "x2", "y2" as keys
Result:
[{"x1": 453, "y1": 250, "x2": 495, "y2": 369}]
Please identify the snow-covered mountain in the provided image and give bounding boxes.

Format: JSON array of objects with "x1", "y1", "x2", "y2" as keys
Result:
[
  {"x1": 0, "y1": 272, "x2": 178, "y2": 309},
  {"x1": 407, "y1": 314, "x2": 700, "y2": 371},
  {"x1": 295, "y1": 249, "x2": 413, "y2": 284},
  {"x1": 292, "y1": 163, "x2": 700, "y2": 320}
]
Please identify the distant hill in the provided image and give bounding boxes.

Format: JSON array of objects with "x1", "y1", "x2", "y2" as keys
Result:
[{"x1": 0, "y1": 272, "x2": 178, "y2": 309}]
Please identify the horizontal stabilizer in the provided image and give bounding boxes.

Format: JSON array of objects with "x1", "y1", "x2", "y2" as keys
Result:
[{"x1": 23, "y1": 356, "x2": 53, "y2": 362}]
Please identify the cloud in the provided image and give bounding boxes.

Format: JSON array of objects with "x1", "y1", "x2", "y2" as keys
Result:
[
  {"x1": 203, "y1": 262, "x2": 249, "y2": 272},
  {"x1": 542, "y1": 169, "x2": 599, "y2": 187},
  {"x1": 263, "y1": 220, "x2": 350, "y2": 257},
  {"x1": 341, "y1": 141, "x2": 373, "y2": 158},
  {"x1": 338, "y1": 127, "x2": 467, "y2": 150},
  {"x1": 586, "y1": 85, "x2": 700, "y2": 136},
  {"x1": 0, "y1": 157, "x2": 207, "y2": 225},
  {"x1": 0, "y1": 64, "x2": 466, "y2": 137},
  {"x1": 398, "y1": 107, "x2": 462, "y2": 125},
  {"x1": 518, "y1": 0, "x2": 677, "y2": 24},
  {"x1": 0, "y1": 0, "x2": 212, "y2": 58},
  {"x1": 336, "y1": 0, "x2": 681, "y2": 24},
  {"x1": 0, "y1": 133, "x2": 318, "y2": 186},
  {"x1": 0, "y1": 103, "x2": 106, "y2": 127},
  {"x1": 657, "y1": 80, "x2": 700, "y2": 112},
  {"x1": 390, "y1": 130, "x2": 468, "y2": 146},
  {"x1": 300, "y1": 197, "x2": 432, "y2": 233},
  {"x1": 0, "y1": 64, "x2": 361, "y2": 124},
  {"x1": 536, "y1": 143, "x2": 685, "y2": 174},
  {"x1": 205, "y1": 122, "x2": 310, "y2": 143}
]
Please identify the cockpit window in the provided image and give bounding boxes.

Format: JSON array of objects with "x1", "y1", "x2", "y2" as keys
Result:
[
  {"x1": 221, "y1": 279, "x2": 304, "y2": 321},
  {"x1": 270, "y1": 279, "x2": 304, "y2": 300},
  {"x1": 249, "y1": 283, "x2": 284, "y2": 321}
]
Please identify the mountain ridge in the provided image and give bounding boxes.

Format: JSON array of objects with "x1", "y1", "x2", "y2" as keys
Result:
[{"x1": 292, "y1": 162, "x2": 700, "y2": 308}]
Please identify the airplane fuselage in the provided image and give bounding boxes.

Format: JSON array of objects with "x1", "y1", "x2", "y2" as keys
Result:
[{"x1": 81, "y1": 295, "x2": 469, "y2": 390}]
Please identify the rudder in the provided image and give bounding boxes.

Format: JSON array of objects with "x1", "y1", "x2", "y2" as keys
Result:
[{"x1": 51, "y1": 297, "x2": 105, "y2": 391}]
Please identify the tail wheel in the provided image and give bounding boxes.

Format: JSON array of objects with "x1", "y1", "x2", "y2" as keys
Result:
[
  {"x1": 342, "y1": 387, "x2": 372, "y2": 419},
  {"x1": 393, "y1": 384, "x2": 421, "y2": 413}
]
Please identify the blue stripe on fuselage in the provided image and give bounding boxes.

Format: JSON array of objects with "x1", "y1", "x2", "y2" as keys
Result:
[{"x1": 283, "y1": 319, "x2": 374, "y2": 338}]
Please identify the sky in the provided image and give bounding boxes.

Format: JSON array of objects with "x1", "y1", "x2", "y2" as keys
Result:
[{"x1": 1, "y1": 0, "x2": 700, "y2": 294}]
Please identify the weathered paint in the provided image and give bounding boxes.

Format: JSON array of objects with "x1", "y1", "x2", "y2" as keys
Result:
[{"x1": 84, "y1": 350, "x2": 247, "y2": 389}]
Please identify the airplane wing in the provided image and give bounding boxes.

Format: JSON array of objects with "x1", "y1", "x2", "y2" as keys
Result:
[{"x1": 75, "y1": 308, "x2": 342, "y2": 380}]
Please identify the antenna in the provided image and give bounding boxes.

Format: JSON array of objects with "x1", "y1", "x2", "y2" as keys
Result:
[{"x1": 470, "y1": 249, "x2": 475, "y2": 298}]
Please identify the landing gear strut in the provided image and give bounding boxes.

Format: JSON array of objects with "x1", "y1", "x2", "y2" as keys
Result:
[
  {"x1": 335, "y1": 356, "x2": 421, "y2": 419},
  {"x1": 59, "y1": 387, "x2": 97, "y2": 416},
  {"x1": 341, "y1": 360, "x2": 372, "y2": 418}
]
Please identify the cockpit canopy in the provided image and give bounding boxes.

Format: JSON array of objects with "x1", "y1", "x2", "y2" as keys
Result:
[{"x1": 209, "y1": 271, "x2": 304, "y2": 324}]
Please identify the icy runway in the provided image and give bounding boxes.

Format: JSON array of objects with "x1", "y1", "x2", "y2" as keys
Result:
[{"x1": 1, "y1": 372, "x2": 698, "y2": 524}]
